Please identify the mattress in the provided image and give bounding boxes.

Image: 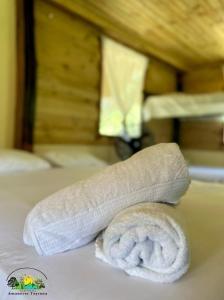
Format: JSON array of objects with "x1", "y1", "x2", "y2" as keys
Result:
[
  {"x1": 143, "y1": 92, "x2": 224, "y2": 120},
  {"x1": 0, "y1": 167, "x2": 224, "y2": 300},
  {"x1": 189, "y1": 165, "x2": 224, "y2": 183}
]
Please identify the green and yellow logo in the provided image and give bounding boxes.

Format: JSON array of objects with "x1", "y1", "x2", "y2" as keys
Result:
[
  {"x1": 8, "y1": 274, "x2": 45, "y2": 290},
  {"x1": 7, "y1": 268, "x2": 47, "y2": 296}
]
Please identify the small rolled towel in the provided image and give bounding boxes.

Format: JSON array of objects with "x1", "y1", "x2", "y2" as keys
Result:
[
  {"x1": 96, "y1": 203, "x2": 189, "y2": 283},
  {"x1": 23, "y1": 143, "x2": 190, "y2": 256}
]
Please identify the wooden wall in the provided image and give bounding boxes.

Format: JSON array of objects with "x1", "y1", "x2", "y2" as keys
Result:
[
  {"x1": 182, "y1": 63, "x2": 224, "y2": 93},
  {"x1": 144, "y1": 58, "x2": 177, "y2": 94},
  {"x1": 179, "y1": 63, "x2": 224, "y2": 150},
  {"x1": 144, "y1": 59, "x2": 177, "y2": 144},
  {"x1": 179, "y1": 118, "x2": 224, "y2": 150},
  {"x1": 34, "y1": 0, "x2": 102, "y2": 144},
  {"x1": 33, "y1": 0, "x2": 177, "y2": 145},
  {"x1": 147, "y1": 119, "x2": 174, "y2": 144}
]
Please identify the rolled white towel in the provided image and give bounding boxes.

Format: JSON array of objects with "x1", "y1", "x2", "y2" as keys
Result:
[
  {"x1": 95, "y1": 203, "x2": 189, "y2": 283},
  {"x1": 23, "y1": 143, "x2": 190, "y2": 256}
]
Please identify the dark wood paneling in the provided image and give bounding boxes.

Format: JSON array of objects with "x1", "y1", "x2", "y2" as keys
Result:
[
  {"x1": 182, "y1": 63, "x2": 224, "y2": 93},
  {"x1": 147, "y1": 119, "x2": 174, "y2": 144},
  {"x1": 15, "y1": 0, "x2": 36, "y2": 150},
  {"x1": 15, "y1": 0, "x2": 25, "y2": 148},
  {"x1": 179, "y1": 119, "x2": 224, "y2": 150},
  {"x1": 144, "y1": 58, "x2": 177, "y2": 94}
]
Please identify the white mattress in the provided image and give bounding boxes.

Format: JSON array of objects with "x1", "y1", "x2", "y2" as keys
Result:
[
  {"x1": 189, "y1": 165, "x2": 224, "y2": 183},
  {"x1": 0, "y1": 167, "x2": 224, "y2": 300},
  {"x1": 143, "y1": 92, "x2": 224, "y2": 120}
]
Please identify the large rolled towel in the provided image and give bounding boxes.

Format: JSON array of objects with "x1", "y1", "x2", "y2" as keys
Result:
[
  {"x1": 23, "y1": 143, "x2": 190, "y2": 256},
  {"x1": 96, "y1": 203, "x2": 189, "y2": 283}
]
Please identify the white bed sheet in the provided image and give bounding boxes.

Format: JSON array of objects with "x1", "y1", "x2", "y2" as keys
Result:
[{"x1": 0, "y1": 167, "x2": 224, "y2": 300}]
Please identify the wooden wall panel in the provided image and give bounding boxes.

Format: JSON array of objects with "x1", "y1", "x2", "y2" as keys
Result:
[
  {"x1": 33, "y1": 0, "x2": 179, "y2": 145},
  {"x1": 34, "y1": 0, "x2": 103, "y2": 144},
  {"x1": 144, "y1": 59, "x2": 176, "y2": 143},
  {"x1": 179, "y1": 64, "x2": 224, "y2": 151},
  {"x1": 144, "y1": 58, "x2": 177, "y2": 94},
  {"x1": 182, "y1": 149, "x2": 224, "y2": 167},
  {"x1": 147, "y1": 119, "x2": 174, "y2": 144},
  {"x1": 179, "y1": 119, "x2": 223, "y2": 150},
  {"x1": 182, "y1": 64, "x2": 224, "y2": 93}
]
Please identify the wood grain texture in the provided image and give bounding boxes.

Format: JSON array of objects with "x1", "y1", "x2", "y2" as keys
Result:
[
  {"x1": 34, "y1": 0, "x2": 178, "y2": 144},
  {"x1": 48, "y1": 0, "x2": 224, "y2": 70},
  {"x1": 145, "y1": 58, "x2": 177, "y2": 94},
  {"x1": 182, "y1": 63, "x2": 224, "y2": 93},
  {"x1": 182, "y1": 149, "x2": 224, "y2": 166},
  {"x1": 34, "y1": 0, "x2": 105, "y2": 144},
  {"x1": 147, "y1": 119, "x2": 174, "y2": 144},
  {"x1": 179, "y1": 118, "x2": 223, "y2": 150}
]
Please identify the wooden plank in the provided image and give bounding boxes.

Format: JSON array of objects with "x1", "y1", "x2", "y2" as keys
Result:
[
  {"x1": 147, "y1": 119, "x2": 174, "y2": 144},
  {"x1": 33, "y1": 0, "x2": 179, "y2": 145},
  {"x1": 179, "y1": 119, "x2": 223, "y2": 150},
  {"x1": 182, "y1": 63, "x2": 224, "y2": 93},
  {"x1": 34, "y1": 0, "x2": 101, "y2": 144},
  {"x1": 35, "y1": 111, "x2": 112, "y2": 144},
  {"x1": 36, "y1": 98, "x2": 99, "y2": 121},
  {"x1": 37, "y1": 64, "x2": 99, "y2": 92},
  {"x1": 182, "y1": 149, "x2": 224, "y2": 167},
  {"x1": 35, "y1": 114, "x2": 98, "y2": 143},
  {"x1": 144, "y1": 58, "x2": 177, "y2": 94}
]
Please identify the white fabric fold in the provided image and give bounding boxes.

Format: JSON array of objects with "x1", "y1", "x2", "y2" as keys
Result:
[
  {"x1": 23, "y1": 143, "x2": 190, "y2": 256},
  {"x1": 95, "y1": 203, "x2": 189, "y2": 283}
]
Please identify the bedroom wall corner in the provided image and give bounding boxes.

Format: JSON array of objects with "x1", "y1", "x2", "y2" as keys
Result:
[{"x1": 0, "y1": 0, "x2": 16, "y2": 148}]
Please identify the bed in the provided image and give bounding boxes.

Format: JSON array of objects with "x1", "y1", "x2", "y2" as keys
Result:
[
  {"x1": 1, "y1": 166, "x2": 224, "y2": 300},
  {"x1": 8, "y1": 1, "x2": 224, "y2": 298}
]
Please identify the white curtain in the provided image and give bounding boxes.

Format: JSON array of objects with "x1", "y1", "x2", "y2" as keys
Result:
[{"x1": 99, "y1": 37, "x2": 148, "y2": 139}]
